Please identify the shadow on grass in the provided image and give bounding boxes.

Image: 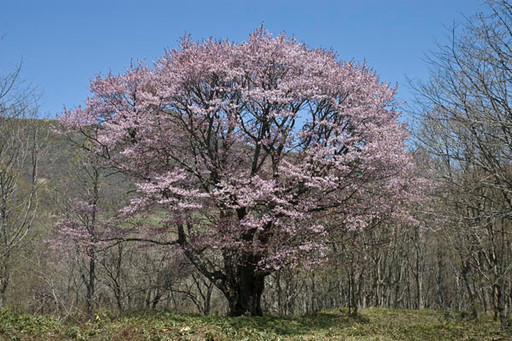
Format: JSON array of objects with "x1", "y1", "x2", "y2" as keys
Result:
[{"x1": 218, "y1": 310, "x2": 369, "y2": 337}]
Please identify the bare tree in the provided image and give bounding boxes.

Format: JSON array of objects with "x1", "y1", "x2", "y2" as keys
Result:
[
  {"x1": 0, "y1": 63, "x2": 41, "y2": 306},
  {"x1": 414, "y1": 0, "x2": 512, "y2": 328}
]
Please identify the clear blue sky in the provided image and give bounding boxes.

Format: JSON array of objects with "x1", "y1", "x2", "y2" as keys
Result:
[{"x1": 1, "y1": 0, "x2": 484, "y2": 119}]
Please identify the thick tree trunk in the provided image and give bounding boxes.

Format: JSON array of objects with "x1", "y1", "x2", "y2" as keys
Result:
[
  {"x1": 224, "y1": 265, "x2": 265, "y2": 316},
  {"x1": 177, "y1": 219, "x2": 267, "y2": 316}
]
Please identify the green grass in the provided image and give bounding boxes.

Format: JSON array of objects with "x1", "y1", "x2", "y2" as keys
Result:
[{"x1": 0, "y1": 308, "x2": 508, "y2": 340}]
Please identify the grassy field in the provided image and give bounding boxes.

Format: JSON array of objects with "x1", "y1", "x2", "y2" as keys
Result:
[{"x1": 0, "y1": 308, "x2": 509, "y2": 340}]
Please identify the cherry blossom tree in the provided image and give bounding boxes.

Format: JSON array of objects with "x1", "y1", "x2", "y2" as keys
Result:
[
  {"x1": 59, "y1": 27, "x2": 416, "y2": 316},
  {"x1": 50, "y1": 156, "x2": 104, "y2": 318}
]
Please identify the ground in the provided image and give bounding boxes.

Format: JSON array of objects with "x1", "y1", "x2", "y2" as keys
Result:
[{"x1": 0, "y1": 308, "x2": 509, "y2": 340}]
